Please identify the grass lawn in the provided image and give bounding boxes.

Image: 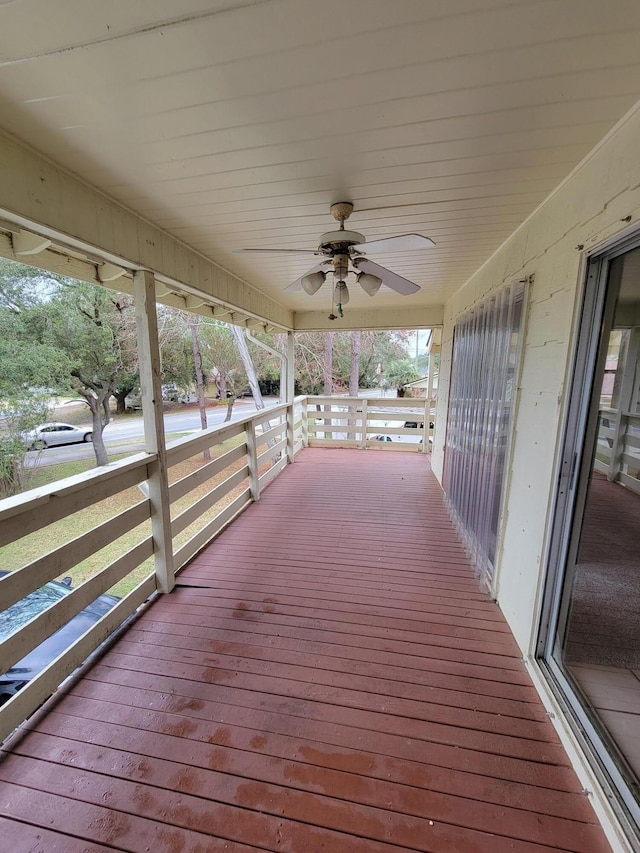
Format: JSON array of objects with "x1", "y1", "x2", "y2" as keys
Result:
[{"x1": 2, "y1": 435, "x2": 250, "y2": 599}]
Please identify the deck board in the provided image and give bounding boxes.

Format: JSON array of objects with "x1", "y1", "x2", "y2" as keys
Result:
[{"x1": 0, "y1": 449, "x2": 611, "y2": 851}]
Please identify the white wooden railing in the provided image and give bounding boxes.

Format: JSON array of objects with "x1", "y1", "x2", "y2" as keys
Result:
[
  {"x1": 301, "y1": 395, "x2": 435, "y2": 451},
  {"x1": 0, "y1": 393, "x2": 428, "y2": 740},
  {"x1": 594, "y1": 407, "x2": 640, "y2": 495}
]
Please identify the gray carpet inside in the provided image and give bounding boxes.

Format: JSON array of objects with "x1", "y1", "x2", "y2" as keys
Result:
[{"x1": 565, "y1": 472, "x2": 640, "y2": 669}]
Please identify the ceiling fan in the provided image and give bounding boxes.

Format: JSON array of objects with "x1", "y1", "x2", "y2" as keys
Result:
[{"x1": 233, "y1": 202, "x2": 435, "y2": 317}]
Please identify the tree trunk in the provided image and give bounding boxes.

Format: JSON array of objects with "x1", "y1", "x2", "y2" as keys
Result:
[
  {"x1": 231, "y1": 326, "x2": 266, "y2": 409},
  {"x1": 323, "y1": 332, "x2": 333, "y2": 438},
  {"x1": 82, "y1": 394, "x2": 109, "y2": 466},
  {"x1": 114, "y1": 390, "x2": 128, "y2": 415},
  {"x1": 231, "y1": 326, "x2": 279, "y2": 457},
  {"x1": 347, "y1": 331, "x2": 361, "y2": 439},
  {"x1": 214, "y1": 372, "x2": 227, "y2": 400},
  {"x1": 70, "y1": 369, "x2": 113, "y2": 467},
  {"x1": 189, "y1": 317, "x2": 211, "y2": 461}
]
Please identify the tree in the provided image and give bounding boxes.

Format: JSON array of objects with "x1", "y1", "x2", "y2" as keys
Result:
[
  {"x1": 231, "y1": 326, "x2": 268, "y2": 413},
  {"x1": 187, "y1": 314, "x2": 211, "y2": 461},
  {"x1": 0, "y1": 258, "x2": 60, "y2": 313},
  {"x1": 0, "y1": 259, "x2": 143, "y2": 469},
  {"x1": 385, "y1": 358, "x2": 419, "y2": 396},
  {"x1": 0, "y1": 261, "x2": 69, "y2": 494},
  {"x1": 39, "y1": 282, "x2": 136, "y2": 466},
  {"x1": 347, "y1": 331, "x2": 361, "y2": 438},
  {"x1": 292, "y1": 330, "x2": 413, "y2": 394},
  {"x1": 193, "y1": 320, "x2": 246, "y2": 421},
  {"x1": 0, "y1": 396, "x2": 52, "y2": 498}
]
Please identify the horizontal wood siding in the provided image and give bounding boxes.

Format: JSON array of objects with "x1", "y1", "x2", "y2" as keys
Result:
[{"x1": 0, "y1": 449, "x2": 610, "y2": 851}]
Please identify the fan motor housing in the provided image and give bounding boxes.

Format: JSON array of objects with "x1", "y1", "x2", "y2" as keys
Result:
[{"x1": 318, "y1": 229, "x2": 365, "y2": 254}]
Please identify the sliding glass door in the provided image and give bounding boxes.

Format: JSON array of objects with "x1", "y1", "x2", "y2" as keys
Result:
[{"x1": 539, "y1": 237, "x2": 640, "y2": 835}]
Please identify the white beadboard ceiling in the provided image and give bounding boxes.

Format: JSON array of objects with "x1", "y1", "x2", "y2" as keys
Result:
[{"x1": 1, "y1": 0, "x2": 640, "y2": 325}]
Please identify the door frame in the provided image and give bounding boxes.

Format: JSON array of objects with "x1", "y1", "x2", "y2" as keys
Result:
[{"x1": 536, "y1": 229, "x2": 640, "y2": 834}]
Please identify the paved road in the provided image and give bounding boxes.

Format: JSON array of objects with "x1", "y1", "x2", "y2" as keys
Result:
[{"x1": 26, "y1": 398, "x2": 280, "y2": 467}]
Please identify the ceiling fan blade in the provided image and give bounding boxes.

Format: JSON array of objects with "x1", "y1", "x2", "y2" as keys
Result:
[
  {"x1": 284, "y1": 262, "x2": 329, "y2": 292},
  {"x1": 232, "y1": 248, "x2": 319, "y2": 255},
  {"x1": 353, "y1": 258, "x2": 420, "y2": 295},
  {"x1": 351, "y1": 234, "x2": 435, "y2": 254}
]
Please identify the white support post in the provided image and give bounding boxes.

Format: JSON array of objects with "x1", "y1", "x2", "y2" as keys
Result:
[
  {"x1": 133, "y1": 269, "x2": 175, "y2": 593},
  {"x1": 360, "y1": 399, "x2": 368, "y2": 449},
  {"x1": 422, "y1": 397, "x2": 430, "y2": 453},
  {"x1": 286, "y1": 331, "x2": 296, "y2": 463},
  {"x1": 302, "y1": 397, "x2": 309, "y2": 447},
  {"x1": 427, "y1": 347, "x2": 436, "y2": 402},
  {"x1": 246, "y1": 420, "x2": 260, "y2": 501}
]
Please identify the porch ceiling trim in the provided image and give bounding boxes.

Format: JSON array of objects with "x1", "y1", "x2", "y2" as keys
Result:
[
  {"x1": 0, "y1": 132, "x2": 293, "y2": 330},
  {"x1": 293, "y1": 305, "x2": 443, "y2": 332}
]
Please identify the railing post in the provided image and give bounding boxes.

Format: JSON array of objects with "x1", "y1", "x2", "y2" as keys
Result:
[
  {"x1": 360, "y1": 399, "x2": 368, "y2": 449},
  {"x1": 302, "y1": 397, "x2": 309, "y2": 446},
  {"x1": 133, "y1": 269, "x2": 175, "y2": 594},
  {"x1": 608, "y1": 328, "x2": 639, "y2": 482},
  {"x1": 286, "y1": 403, "x2": 295, "y2": 462},
  {"x1": 246, "y1": 420, "x2": 261, "y2": 501}
]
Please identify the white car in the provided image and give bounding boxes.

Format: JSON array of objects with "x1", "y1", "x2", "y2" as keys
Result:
[{"x1": 23, "y1": 422, "x2": 93, "y2": 449}]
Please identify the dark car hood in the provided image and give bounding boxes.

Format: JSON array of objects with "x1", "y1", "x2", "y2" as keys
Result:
[{"x1": 0, "y1": 589, "x2": 120, "y2": 685}]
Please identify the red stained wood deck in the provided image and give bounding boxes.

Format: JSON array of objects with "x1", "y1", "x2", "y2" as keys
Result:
[{"x1": 0, "y1": 449, "x2": 611, "y2": 852}]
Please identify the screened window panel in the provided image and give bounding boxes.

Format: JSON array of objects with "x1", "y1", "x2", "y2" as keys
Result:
[{"x1": 443, "y1": 283, "x2": 526, "y2": 586}]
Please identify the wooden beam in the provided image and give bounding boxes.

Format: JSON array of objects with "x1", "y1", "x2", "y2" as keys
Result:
[
  {"x1": 98, "y1": 262, "x2": 127, "y2": 282},
  {"x1": 12, "y1": 229, "x2": 51, "y2": 255},
  {"x1": 133, "y1": 269, "x2": 175, "y2": 594},
  {"x1": 0, "y1": 132, "x2": 292, "y2": 329},
  {"x1": 293, "y1": 305, "x2": 444, "y2": 331}
]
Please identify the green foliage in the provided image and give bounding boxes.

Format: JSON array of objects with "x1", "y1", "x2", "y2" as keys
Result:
[
  {"x1": 0, "y1": 301, "x2": 68, "y2": 397},
  {"x1": 0, "y1": 398, "x2": 51, "y2": 498},
  {"x1": 197, "y1": 319, "x2": 248, "y2": 396},
  {"x1": 2, "y1": 396, "x2": 51, "y2": 435},
  {"x1": 39, "y1": 283, "x2": 127, "y2": 395},
  {"x1": 0, "y1": 437, "x2": 25, "y2": 499},
  {"x1": 155, "y1": 306, "x2": 194, "y2": 392},
  {"x1": 0, "y1": 258, "x2": 61, "y2": 313},
  {"x1": 385, "y1": 357, "x2": 420, "y2": 391},
  {"x1": 293, "y1": 330, "x2": 414, "y2": 393}
]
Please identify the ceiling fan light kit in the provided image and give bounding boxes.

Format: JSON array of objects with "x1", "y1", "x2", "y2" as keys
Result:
[
  {"x1": 356, "y1": 272, "x2": 382, "y2": 296},
  {"x1": 333, "y1": 281, "x2": 350, "y2": 305},
  {"x1": 301, "y1": 270, "x2": 326, "y2": 295},
  {"x1": 234, "y1": 202, "x2": 435, "y2": 315},
  {"x1": 333, "y1": 254, "x2": 349, "y2": 283}
]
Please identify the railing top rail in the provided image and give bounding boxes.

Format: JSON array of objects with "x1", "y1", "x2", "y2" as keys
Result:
[
  {"x1": 306, "y1": 395, "x2": 431, "y2": 406},
  {"x1": 0, "y1": 451, "x2": 155, "y2": 522},
  {"x1": 165, "y1": 401, "x2": 290, "y2": 466}
]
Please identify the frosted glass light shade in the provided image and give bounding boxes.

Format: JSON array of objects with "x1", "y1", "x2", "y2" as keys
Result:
[
  {"x1": 334, "y1": 282, "x2": 350, "y2": 304},
  {"x1": 301, "y1": 270, "x2": 326, "y2": 295},
  {"x1": 357, "y1": 272, "x2": 382, "y2": 296}
]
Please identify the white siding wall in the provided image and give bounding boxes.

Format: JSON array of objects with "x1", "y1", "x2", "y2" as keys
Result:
[{"x1": 432, "y1": 100, "x2": 640, "y2": 654}]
